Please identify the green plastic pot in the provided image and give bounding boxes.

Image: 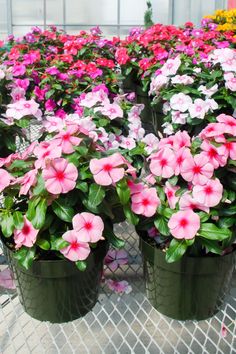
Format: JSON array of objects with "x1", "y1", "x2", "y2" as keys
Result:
[
  {"x1": 139, "y1": 236, "x2": 236, "y2": 321},
  {"x1": 136, "y1": 85, "x2": 163, "y2": 134},
  {"x1": 5, "y1": 241, "x2": 108, "y2": 323}
]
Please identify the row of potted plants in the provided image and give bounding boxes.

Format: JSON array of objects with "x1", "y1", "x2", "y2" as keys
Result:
[{"x1": 0, "y1": 19, "x2": 235, "y2": 322}]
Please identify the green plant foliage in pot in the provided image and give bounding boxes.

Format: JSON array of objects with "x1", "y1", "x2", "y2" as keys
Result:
[{"x1": 126, "y1": 113, "x2": 236, "y2": 320}]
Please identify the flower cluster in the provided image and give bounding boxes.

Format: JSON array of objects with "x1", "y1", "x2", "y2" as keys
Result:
[
  {"x1": 204, "y1": 9, "x2": 236, "y2": 32},
  {"x1": 128, "y1": 114, "x2": 236, "y2": 262}
]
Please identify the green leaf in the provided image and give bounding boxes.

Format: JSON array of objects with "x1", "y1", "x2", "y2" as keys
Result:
[
  {"x1": 15, "y1": 118, "x2": 30, "y2": 128},
  {"x1": 123, "y1": 205, "x2": 139, "y2": 225},
  {"x1": 26, "y1": 196, "x2": 41, "y2": 221},
  {"x1": 4, "y1": 196, "x2": 13, "y2": 209},
  {"x1": 31, "y1": 198, "x2": 47, "y2": 229},
  {"x1": 162, "y1": 208, "x2": 174, "y2": 219},
  {"x1": 200, "y1": 239, "x2": 222, "y2": 255},
  {"x1": 76, "y1": 181, "x2": 88, "y2": 193},
  {"x1": 116, "y1": 179, "x2": 130, "y2": 206},
  {"x1": 50, "y1": 236, "x2": 69, "y2": 250},
  {"x1": 88, "y1": 184, "x2": 105, "y2": 207},
  {"x1": 74, "y1": 146, "x2": 88, "y2": 156},
  {"x1": 104, "y1": 224, "x2": 125, "y2": 248},
  {"x1": 218, "y1": 217, "x2": 235, "y2": 229},
  {"x1": 52, "y1": 199, "x2": 74, "y2": 222},
  {"x1": 32, "y1": 174, "x2": 46, "y2": 195},
  {"x1": 154, "y1": 217, "x2": 170, "y2": 236},
  {"x1": 14, "y1": 246, "x2": 36, "y2": 269},
  {"x1": 156, "y1": 186, "x2": 165, "y2": 202},
  {"x1": 198, "y1": 223, "x2": 232, "y2": 241},
  {"x1": 165, "y1": 239, "x2": 188, "y2": 263},
  {"x1": 1, "y1": 213, "x2": 14, "y2": 237},
  {"x1": 198, "y1": 212, "x2": 210, "y2": 222},
  {"x1": 9, "y1": 159, "x2": 33, "y2": 170},
  {"x1": 13, "y1": 211, "x2": 24, "y2": 229},
  {"x1": 36, "y1": 239, "x2": 50, "y2": 250},
  {"x1": 45, "y1": 89, "x2": 55, "y2": 99},
  {"x1": 75, "y1": 260, "x2": 87, "y2": 271},
  {"x1": 218, "y1": 205, "x2": 236, "y2": 216}
]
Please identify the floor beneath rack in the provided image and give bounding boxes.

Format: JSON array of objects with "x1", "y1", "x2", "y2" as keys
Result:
[{"x1": 0, "y1": 223, "x2": 236, "y2": 354}]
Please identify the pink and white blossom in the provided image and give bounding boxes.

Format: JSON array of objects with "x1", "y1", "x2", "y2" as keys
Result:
[
  {"x1": 198, "y1": 84, "x2": 218, "y2": 97},
  {"x1": 142, "y1": 133, "x2": 159, "y2": 154},
  {"x1": 54, "y1": 125, "x2": 82, "y2": 154},
  {"x1": 14, "y1": 217, "x2": 39, "y2": 248},
  {"x1": 34, "y1": 141, "x2": 62, "y2": 168},
  {"x1": 168, "y1": 210, "x2": 200, "y2": 239},
  {"x1": 161, "y1": 56, "x2": 181, "y2": 76},
  {"x1": 224, "y1": 72, "x2": 236, "y2": 92},
  {"x1": 96, "y1": 103, "x2": 123, "y2": 120},
  {"x1": 131, "y1": 187, "x2": 160, "y2": 217},
  {"x1": 181, "y1": 154, "x2": 214, "y2": 185},
  {"x1": 170, "y1": 93, "x2": 192, "y2": 112},
  {"x1": 192, "y1": 178, "x2": 223, "y2": 207},
  {"x1": 72, "y1": 212, "x2": 104, "y2": 243},
  {"x1": 150, "y1": 148, "x2": 176, "y2": 178},
  {"x1": 189, "y1": 99, "x2": 207, "y2": 119},
  {"x1": 120, "y1": 137, "x2": 136, "y2": 150},
  {"x1": 171, "y1": 74, "x2": 194, "y2": 85},
  {"x1": 164, "y1": 182, "x2": 180, "y2": 209},
  {"x1": 171, "y1": 111, "x2": 188, "y2": 125},
  {"x1": 60, "y1": 231, "x2": 90, "y2": 261}
]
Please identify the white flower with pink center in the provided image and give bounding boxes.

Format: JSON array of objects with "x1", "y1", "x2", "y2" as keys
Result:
[
  {"x1": 128, "y1": 122, "x2": 145, "y2": 140},
  {"x1": 192, "y1": 178, "x2": 223, "y2": 207},
  {"x1": 171, "y1": 75, "x2": 194, "y2": 85},
  {"x1": 189, "y1": 99, "x2": 207, "y2": 119},
  {"x1": 224, "y1": 72, "x2": 236, "y2": 92},
  {"x1": 142, "y1": 133, "x2": 159, "y2": 154},
  {"x1": 14, "y1": 217, "x2": 39, "y2": 249},
  {"x1": 120, "y1": 137, "x2": 136, "y2": 150},
  {"x1": 162, "y1": 122, "x2": 174, "y2": 135},
  {"x1": 181, "y1": 154, "x2": 214, "y2": 185},
  {"x1": 43, "y1": 116, "x2": 65, "y2": 133},
  {"x1": 6, "y1": 99, "x2": 42, "y2": 120},
  {"x1": 211, "y1": 48, "x2": 236, "y2": 72},
  {"x1": 198, "y1": 84, "x2": 218, "y2": 97},
  {"x1": 171, "y1": 111, "x2": 188, "y2": 125},
  {"x1": 170, "y1": 93, "x2": 192, "y2": 112},
  {"x1": 72, "y1": 212, "x2": 104, "y2": 243},
  {"x1": 60, "y1": 231, "x2": 90, "y2": 261},
  {"x1": 10, "y1": 87, "x2": 26, "y2": 102},
  {"x1": 96, "y1": 103, "x2": 123, "y2": 120},
  {"x1": 150, "y1": 147, "x2": 176, "y2": 178},
  {"x1": 205, "y1": 99, "x2": 218, "y2": 113},
  {"x1": 90, "y1": 153, "x2": 125, "y2": 186},
  {"x1": 149, "y1": 74, "x2": 169, "y2": 94},
  {"x1": 168, "y1": 210, "x2": 200, "y2": 239},
  {"x1": 131, "y1": 188, "x2": 160, "y2": 217},
  {"x1": 164, "y1": 182, "x2": 180, "y2": 209},
  {"x1": 128, "y1": 104, "x2": 144, "y2": 122},
  {"x1": 161, "y1": 56, "x2": 181, "y2": 76},
  {"x1": 179, "y1": 192, "x2": 209, "y2": 213},
  {"x1": 79, "y1": 91, "x2": 101, "y2": 108},
  {"x1": 54, "y1": 125, "x2": 82, "y2": 154},
  {"x1": 42, "y1": 157, "x2": 78, "y2": 194}
]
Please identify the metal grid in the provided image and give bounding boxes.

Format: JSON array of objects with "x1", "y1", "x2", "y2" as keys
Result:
[{"x1": 1, "y1": 222, "x2": 236, "y2": 354}]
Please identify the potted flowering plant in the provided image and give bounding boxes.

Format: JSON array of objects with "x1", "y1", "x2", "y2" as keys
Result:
[
  {"x1": 127, "y1": 114, "x2": 236, "y2": 320},
  {"x1": 149, "y1": 48, "x2": 236, "y2": 135},
  {"x1": 0, "y1": 114, "x2": 138, "y2": 322}
]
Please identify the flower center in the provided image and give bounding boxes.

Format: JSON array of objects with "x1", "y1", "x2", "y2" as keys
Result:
[
  {"x1": 24, "y1": 103, "x2": 31, "y2": 108},
  {"x1": 208, "y1": 148, "x2": 217, "y2": 158},
  {"x1": 71, "y1": 241, "x2": 79, "y2": 250},
  {"x1": 205, "y1": 186, "x2": 213, "y2": 194},
  {"x1": 177, "y1": 156, "x2": 183, "y2": 164},
  {"x1": 160, "y1": 158, "x2": 167, "y2": 167},
  {"x1": 167, "y1": 190, "x2": 173, "y2": 198},
  {"x1": 63, "y1": 133, "x2": 71, "y2": 141},
  {"x1": 193, "y1": 165, "x2": 201, "y2": 174},
  {"x1": 84, "y1": 222, "x2": 92, "y2": 230},
  {"x1": 225, "y1": 142, "x2": 232, "y2": 151},
  {"x1": 180, "y1": 218, "x2": 188, "y2": 227},
  {"x1": 142, "y1": 198, "x2": 150, "y2": 206},
  {"x1": 55, "y1": 170, "x2": 65, "y2": 181},
  {"x1": 103, "y1": 163, "x2": 112, "y2": 172},
  {"x1": 22, "y1": 224, "x2": 30, "y2": 235},
  {"x1": 196, "y1": 106, "x2": 202, "y2": 112}
]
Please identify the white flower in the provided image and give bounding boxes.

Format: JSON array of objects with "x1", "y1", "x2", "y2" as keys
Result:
[
  {"x1": 170, "y1": 93, "x2": 192, "y2": 112},
  {"x1": 149, "y1": 74, "x2": 169, "y2": 95},
  {"x1": 171, "y1": 111, "x2": 188, "y2": 124},
  {"x1": 205, "y1": 99, "x2": 218, "y2": 112},
  {"x1": 198, "y1": 84, "x2": 218, "y2": 97},
  {"x1": 161, "y1": 56, "x2": 181, "y2": 76},
  {"x1": 189, "y1": 99, "x2": 207, "y2": 119},
  {"x1": 163, "y1": 102, "x2": 171, "y2": 114},
  {"x1": 224, "y1": 72, "x2": 236, "y2": 92},
  {"x1": 120, "y1": 137, "x2": 136, "y2": 150},
  {"x1": 171, "y1": 75, "x2": 194, "y2": 85},
  {"x1": 142, "y1": 133, "x2": 159, "y2": 154},
  {"x1": 162, "y1": 122, "x2": 174, "y2": 135},
  {"x1": 0, "y1": 69, "x2": 5, "y2": 80}
]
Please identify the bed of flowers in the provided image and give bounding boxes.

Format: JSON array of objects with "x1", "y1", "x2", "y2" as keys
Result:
[
  {"x1": 204, "y1": 8, "x2": 236, "y2": 32},
  {"x1": 125, "y1": 113, "x2": 236, "y2": 262}
]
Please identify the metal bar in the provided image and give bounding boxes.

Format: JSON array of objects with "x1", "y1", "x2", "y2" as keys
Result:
[
  {"x1": 63, "y1": 0, "x2": 66, "y2": 31},
  {"x1": 168, "y1": 0, "x2": 174, "y2": 24},
  {"x1": 117, "y1": 0, "x2": 121, "y2": 37},
  {"x1": 11, "y1": 23, "x2": 142, "y2": 28},
  {"x1": 43, "y1": 0, "x2": 46, "y2": 29},
  {"x1": 6, "y1": 0, "x2": 13, "y2": 35}
]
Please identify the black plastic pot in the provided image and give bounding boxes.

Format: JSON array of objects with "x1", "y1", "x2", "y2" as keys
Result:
[
  {"x1": 5, "y1": 241, "x2": 108, "y2": 323},
  {"x1": 139, "y1": 236, "x2": 236, "y2": 320},
  {"x1": 136, "y1": 85, "x2": 163, "y2": 134}
]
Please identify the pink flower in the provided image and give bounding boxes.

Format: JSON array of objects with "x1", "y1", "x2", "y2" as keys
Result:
[
  {"x1": 172, "y1": 131, "x2": 191, "y2": 150},
  {"x1": 96, "y1": 103, "x2": 123, "y2": 120},
  {"x1": 142, "y1": 133, "x2": 159, "y2": 154},
  {"x1": 218, "y1": 141, "x2": 236, "y2": 160},
  {"x1": 170, "y1": 93, "x2": 192, "y2": 112},
  {"x1": 150, "y1": 74, "x2": 169, "y2": 93},
  {"x1": 168, "y1": 210, "x2": 200, "y2": 239},
  {"x1": 150, "y1": 148, "x2": 176, "y2": 178},
  {"x1": 60, "y1": 231, "x2": 90, "y2": 261},
  {"x1": 45, "y1": 99, "x2": 56, "y2": 111},
  {"x1": 200, "y1": 140, "x2": 227, "y2": 168},
  {"x1": 43, "y1": 116, "x2": 65, "y2": 133},
  {"x1": 42, "y1": 158, "x2": 78, "y2": 194},
  {"x1": 131, "y1": 188, "x2": 160, "y2": 217},
  {"x1": 199, "y1": 122, "x2": 226, "y2": 140},
  {"x1": 171, "y1": 74, "x2": 194, "y2": 85},
  {"x1": 10, "y1": 87, "x2": 25, "y2": 102},
  {"x1": 19, "y1": 169, "x2": 38, "y2": 195},
  {"x1": 34, "y1": 141, "x2": 62, "y2": 168},
  {"x1": 179, "y1": 192, "x2": 209, "y2": 213},
  {"x1": 174, "y1": 147, "x2": 192, "y2": 175},
  {"x1": 181, "y1": 154, "x2": 214, "y2": 185},
  {"x1": 127, "y1": 180, "x2": 145, "y2": 195},
  {"x1": 161, "y1": 56, "x2": 181, "y2": 76},
  {"x1": 217, "y1": 114, "x2": 236, "y2": 136},
  {"x1": 0, "y1": 268, "x2": 15, "y2": 290},
  {"x1": 14, "y1": 217, "x2": 39, "y2": 248},
  {"x1": 164, "y1": 182, "x2": 180, "y2": 209},
  {"x1": 12, "y1": 64, "x2": 26, "y2": 77},
  {"x1": 90, "y1": 153, "x2": 125, "y2": 186},
  {"x1": 120, "y1": 137, "x2": 136, "y2": 150},
  {"x1": 221, "y1": 324, "x2": 228, "y2": 338},
  {"x1": 189, "y1": 99, "x2": 207, "y2": 119},
  {"x1": 105, "y1": 249, "x2": 128, "y2": 271},
  {"x1": 72, "y1": 212, "x2": 104, "y2": 243},
  {"x1": 224, "y1": 72, "x2": 236, "y2": 91},
  {"x1": 192, "y1": 178, "x2": 223, "y2": 207},
  {"x1": 54, "y1": 125, "x2": 82, "y2": 154},
  {"x1": 0, "y1": 169, "x2": 11, "y2": 192},
  {"x1": 106, "y1": 279, "x2": 132, "y2": 294}
]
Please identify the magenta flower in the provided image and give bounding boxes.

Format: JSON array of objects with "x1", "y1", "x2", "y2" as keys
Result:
[
  {"x1": 164, "y1": 182, "x2": 180, "y2": 209},
  {"x1": 54, "y1": 126, "x2": 82, "y2": 154},
  {"x1": 42, "y1": 158, "x2": 78, "y2": 194},
  {"x1": 45, "y1": 99, "x2": 56, "y2": 111},
  {"x1": 90, "y1": 153, "x2": 125, "y2": 186},
  {"x1": 150, "y1": 148, "x2": 176, "y2": 178},
  {"x1": 168, "y1": 210, "x2": 200, "y2": 239},
  {"x1": 192, "y1": 178, "x2": 223, "y2": 207},
  {"x1": 181, "y1": 154, "x2": 214, "y2": 185},
  {"x1": 72, "y1": 212, "x2": 104, "y2": 243},
  {"x1": 14, "y1": 217, "x2": 39, "y2": 248},
  {"x1": 0, "y1": 169, "x2": 11, "y2": 192},
  {"x1": 131, "y1": 188, "x2": 160, "y2": 217},
  {"x1": 105, "y1": 249, "x2": 128, "y2": 271},
  {"x1": 12, "y1": 64, "x2": 26, "y2": 77},
  {"x1": 60, "y1": 230, "x2": 90, "y2": 261}
]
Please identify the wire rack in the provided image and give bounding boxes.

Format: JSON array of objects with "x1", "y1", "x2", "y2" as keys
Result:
[{"x1": 0, "y1": 222, "x2": 235, "y2": 354}]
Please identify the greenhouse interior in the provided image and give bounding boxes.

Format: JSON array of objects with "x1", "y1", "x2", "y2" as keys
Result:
[{"x1": 0, "y1": 0, "x2": 236, "y2": 353}]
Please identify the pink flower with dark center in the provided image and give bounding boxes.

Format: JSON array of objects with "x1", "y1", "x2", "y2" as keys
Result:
[
  {"x1": 14, "y1": 217, "x2": 39, "y2": 248},
  {"x1": 106, "y1": 279, "x2": 132, "y2": 294},
  {"x1": 19, "y1": 169, "x2": 38, "y2": 195},
  {"x1": 168, "y1": 210, "x2": 200, "y2": 239},
  {"x1": 172, "y1": 131, "x2": 191, "y2": 150},
  {"x1": 192, "y1": 178, "x2": 223, "y2": 207},
  {"x1": 218, "y1": 141, "x2": 236, "y2": 160},
  {"x1": 60, "y1": 231, "x2": 90, "y2": 261},
  {"x1": 54, "y1": 125, "x2": 82, "y2": 154},
  {"x1": 150, "y1": 148, "x2": 176, "y2": 178},
  {"x1": 72, "y1": 212, "x2": 104, "y2": 243},
  {"x1": 174, "y1": 147, "x2": 192, "y2": 175},
  {"x1": 199, "y1": 123, "x2": 226, "y2": 140},
  {"x1": 164, "y1": 182, "x2": 180, "y2": 209},
  {"x1": 105, "y1": 249, "x2": 129, "y2": 271},
  {"x1": 90, "y1": 153, "x2": 125, "y2": 186},
  {"x1": 34, "y1": 141, "x2": 62, "y2": 168},
  {"x1": 131, "y1": 188, "x2": 160, "y2": 217},
  {"x1": 10, "y1": 87, "x2": 25, "y2": 102},
  {"x1": 200, "y1": 140, "x2": 227, "y2": 168},
  {"x1": 42, "y1": 158, "x2": 78, "y2": 194},
  {"x1": 181, "y1": 154, "x2": 214, "y2": 185},
  {"x1": 127, "y1": 180, "x2": 145, "y2": 195},
  {"x1": 179, "y1": 192, "x2": 209, "y2": 213},
  {"x1": 216, "y1": 114, "x2": 236, "y2": 135},
  {"x1": 0, "y1": 169, "x2": 11, "y2": 192}
]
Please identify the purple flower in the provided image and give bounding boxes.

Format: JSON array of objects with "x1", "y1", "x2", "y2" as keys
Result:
[{"x1": 90, "y1": 26, "x2": 102, "y2": 35}]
